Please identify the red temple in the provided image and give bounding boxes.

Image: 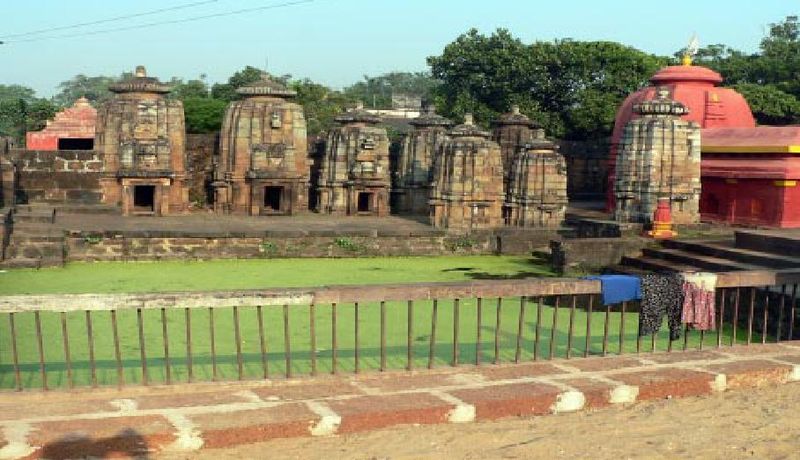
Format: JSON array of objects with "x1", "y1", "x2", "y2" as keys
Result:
[
  {"x1": 26, "y1": 97, "x2": 97, "y2": 151},
  {"x1": 607, "y1": 63, "x2": 755, "y2": 211},
  {"x1": 607, "y1": 61, "x2": 800, "y2": 228},
  {"x1": 701, "y1": 127, "x2": 800, "y2": 228}
]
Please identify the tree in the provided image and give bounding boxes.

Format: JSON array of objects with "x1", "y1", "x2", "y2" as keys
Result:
[
  {"x1": 210, "y1": 66, "x2": 267, "y2": 101},
  {"x1": 183, "y1": 97, "x2": 228, "y2": 134},
  {"x1": 52, "y1": 75, "x2": 115, "y2": 107},
  {"x1": 291, "y1": 78, "x2": 355, "y2": 136},
  {"x1": 171, "y1": 76, "x2": 210, "y2": 100},
  {"x1": 428, "y1": 29, "x2": 664, "y2": 139},
  {"x1": 0, "y1": 84, "x2": 56, "y2": 143},
  {"x1": 733, "y1": 83, "x2": 800, "y2": 125},
  {"x1": 343, "y1": 72, "x2": 439, "y2": 108}
]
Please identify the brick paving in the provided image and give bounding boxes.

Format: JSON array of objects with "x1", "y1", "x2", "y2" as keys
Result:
[{"x1": 1, "y1": 341, "x2": 799, "y2": 459}]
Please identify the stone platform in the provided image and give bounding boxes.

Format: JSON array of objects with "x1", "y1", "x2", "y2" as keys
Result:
[{"x1": 1, "y1": 342, "x2": 799, "y2": 459}]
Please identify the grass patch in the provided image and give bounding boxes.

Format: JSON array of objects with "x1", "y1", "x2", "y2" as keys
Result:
[{"x1": 0, "y1": 255, "x2": 554, "y2": 295}]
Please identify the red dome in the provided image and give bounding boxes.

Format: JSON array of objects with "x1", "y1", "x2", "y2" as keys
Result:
[{"x1": 606, "y1": 63, "x2": 756, "y2": 210}]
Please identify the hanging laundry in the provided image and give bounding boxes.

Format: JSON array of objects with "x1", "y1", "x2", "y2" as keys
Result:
[
  {"x1": 639, "y1": 273, "x2": 684, "y2": 340},
  {"x1": 583, "y1": 275, "x2": 641, "y2": 306},
  {"x1": 681, "y1": 272, "x2": 718, "y2": 331}
]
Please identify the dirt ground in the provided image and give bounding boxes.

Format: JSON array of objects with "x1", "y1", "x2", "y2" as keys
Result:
[{"x1": 160, "y1": 382, "x2": 800, "y2": 460}]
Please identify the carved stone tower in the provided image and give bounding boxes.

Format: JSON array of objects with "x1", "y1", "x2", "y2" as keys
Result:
[
  {"x1": 492, "y1": 105, "x2": 540, "y2": 191},
  {"x1": 316, "y1": 103, "x2": 391, "y2": 216},
  {"x1": 504, "y1": 133, "x2": 568, "y2": 228},
  {"x1": 614, "y1": 88, "x2": 701, "y2": 224},
  {"x1": 430, "y1": 114, "x2": 504, "y2": 232},
  {"x1": 96, "y1": 66, "x2": 188, "y2": 215},
  {"x1": 215, "y1": 74, "x2": 309, "y2": 215},
  {"x1": 394, "y1": 105, "x2": 452, "y2": 214}
]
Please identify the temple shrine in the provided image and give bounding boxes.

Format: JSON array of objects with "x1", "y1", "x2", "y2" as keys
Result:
[
  {"x1": 607, "y1": 57, "x2": 800, "y2": 228},
  {"x1": 614, "y1": 88, "x2": 701, "y2": 225},
  {"x1": 430, "y1": 113, "x2": 504, "y2": 231},
  {"x1": 316, "y1": 103, "x2": 391, "y2": 216},
  {"x1": 215, "y1": 74, "x2": 309, "y2": 215},
  {"x1": 504, "y1": 129, "x2": 568, "y2": 228},
  {"x1": 492, "y1": 105, "x2": 539, "y2": 192},
  {"x1": 394, "y1": 105, "x2": 452, "y2": 214},
  {"x1": 26, "y1": 97, "x2": 96, "y2": 151},
  {"x1": 95, "y1": 66, "x2": 188, "y2": 216}
]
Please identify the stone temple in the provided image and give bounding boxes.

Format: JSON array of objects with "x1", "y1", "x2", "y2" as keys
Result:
[
  {"x1": 430, "y1": 113, "x2": 504, "y2": 231},
  {"x1": 504, "y1": 129, "x2": 568, "y2": 228},
  {"x1": 316, "y1": 103, "x2": 390, "y2": 216},
  {"x1": 394, "y1": 104, "x2": 453, "y2": 214},
  {"x1": 96, "y1": 66, "x2": 188, "y2": 216},
  {"x1": 492, "y1": 105, "x2": 539, "y2": 191},
  {"x1": 215, "y1": 74, "x2": 309, "y2": 215},
  {"x1": 614, "y1": 88, "x2": 701, "y2": 224}
]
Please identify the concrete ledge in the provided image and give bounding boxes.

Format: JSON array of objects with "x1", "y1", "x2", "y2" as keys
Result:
[{"x1": 1, "y1": 342, "x2": 800, "y2": 459}]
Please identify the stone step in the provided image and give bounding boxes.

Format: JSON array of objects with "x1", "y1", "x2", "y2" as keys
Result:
[
  {"x1": 9, "y1": 223, "x2": 64, "y2": 237},
  {"x1": 13, "y1": 211, "x2": 56, "y2": 224},
  {"x1": 21, "y1": 203, "x2": 120, "y2": 215},
  {"x1": 663, "y1": 239, "x2": 800, "y2": 269},
  {"x1": 735, "y1": 230, "x2": 800, "y2": 255},
  {"x1": 8, "y1": 234, "x2": 64, "y2": 243},
  {"x1": 0, "y1": 256, "x2": 63, "y2": 269},
  {"x1": 620, "y1": 255, "x2": 697, "y2": 273},
  {"x1": 603, "y1": 264, "x2": 650, "y2": 276},
  {"x1": 5, "y1": 242, "x2": 65, "y2": 259},
  {"x1": 641, "y1": 248, "x2": 764, "y2": 272}
]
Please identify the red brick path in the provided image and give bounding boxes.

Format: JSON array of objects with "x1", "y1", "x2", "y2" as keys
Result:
[{"x1": 1, "y1": 342, "x2": 799, "y2": 459}]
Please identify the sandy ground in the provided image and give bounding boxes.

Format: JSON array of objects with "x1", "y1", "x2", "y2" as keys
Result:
[{"x1": 160, "y1": 383, "x2": 800, "y2": 460}]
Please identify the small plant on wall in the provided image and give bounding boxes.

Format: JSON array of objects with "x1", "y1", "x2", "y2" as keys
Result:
[
  {"x1": 447, "y1": 236, "x2": 478, "y2": 252},
  {"x1": 259, "y1": 240, "x2": 278, "y2": 255},
  {"x1": 333, "y1": 237, "x2": 363, "y2": 252}
]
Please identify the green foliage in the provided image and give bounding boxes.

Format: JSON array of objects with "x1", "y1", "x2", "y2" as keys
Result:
[
  {"x1": 333, "y1": 237, "x2": 363, "y2": 252},
  {"x1": 732, "y1": 83, "x2": 800, "y2": 125},
  {"x1": 292, "y1": 78, "x2": 355, "y2": 137},
  {"x1": 259, "y1": 240, "x2": 278, "y2": 254},
  {"x1": 182, "y1": 97, "x2": 228, "y2": 134},
  {"x1": 0, "y1": 89, "x2": 57, "y2": 143},
  {"x1": 428, "y1": 29, "x2": 664, "y2": 140},
  {"x1": 52, "y1": 74, "x2": 116, "y2": 107},
  {"x1": 170, "y1": 77, "x2": 210, "y2": 100},
  {"x1": 446, "y1": 236, "x2": 478, "y2": 252},
  {"x1": 343, "y1": 71, "x2": 439, "y2": 108},
  {"x1": 210, "y1": 65, "x2": 267, "y2": 101}
]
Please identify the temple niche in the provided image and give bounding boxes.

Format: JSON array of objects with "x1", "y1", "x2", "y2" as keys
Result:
[
  {"x1": 316, "y1": 103, "x2": 390, "y2": 216},
  {"x1": 492, "y1": 105, "x2": 539, "y2": 191},
  {"x1": 504, "y1": 133, "x2": 568, "y2": 228},
  {"x1": 614, "y1": 88, "x2": 701, "y2": 224},
  {"x1": 430, "y1": 113, "x2": 504, "y2": 232},
  {"x1": 394, "y1": 105, "x2": 452, "y2": 214},
  {"x1": 96, "y1": 66, "x2": 188, "y2": 216},
  {"x1": 215, "y1": 74, "x2": 308, "y2": 215}
]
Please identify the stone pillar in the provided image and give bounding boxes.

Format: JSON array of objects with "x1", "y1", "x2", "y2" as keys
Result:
[{"x1": 614, "y1": 88, "x2": 701, "y2": 224}]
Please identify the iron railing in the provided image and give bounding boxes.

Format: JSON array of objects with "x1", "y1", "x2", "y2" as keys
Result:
[{"x1": 0, "y1": 271, "x2": 798, "y2": 391}]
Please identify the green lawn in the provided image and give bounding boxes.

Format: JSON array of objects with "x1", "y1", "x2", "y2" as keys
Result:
[
  {"x1": 0, "y1": 256, "x2": 760, "y2": 390},
  {"x1": 0, "y1": 255, "x2": 553, "y2": 295}
]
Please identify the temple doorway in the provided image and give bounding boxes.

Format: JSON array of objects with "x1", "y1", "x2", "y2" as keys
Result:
[
  {"x1": 133, "y1": 185, "x2": 156, "y2": 214},
  {"x1": 264, "y1": 186, "x2": 283, "y2": 212},
  {"x1": 357, "y1": 192, "x2": 373, "y2": 213},
  {"x1": 58, "y1": 138, "x2": 94, "y2": 150}
]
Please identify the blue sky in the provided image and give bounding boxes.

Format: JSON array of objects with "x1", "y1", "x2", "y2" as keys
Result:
[{"x1": 1, "y1": 0, "x2": 797, "y2": 97}]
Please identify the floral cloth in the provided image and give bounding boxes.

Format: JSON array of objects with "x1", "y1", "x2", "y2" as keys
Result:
[{"x1": 681, "y1": 272, "x2": 717, "y2": 331}]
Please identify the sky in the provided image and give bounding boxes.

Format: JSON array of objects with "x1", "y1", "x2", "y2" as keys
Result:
[{"x1": 0, "y1": 0, "x2": 797, "y2": 97}]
